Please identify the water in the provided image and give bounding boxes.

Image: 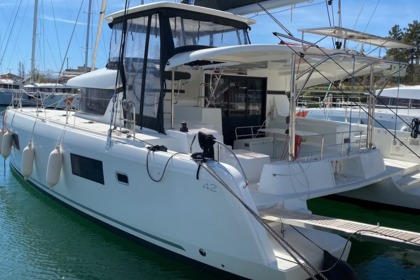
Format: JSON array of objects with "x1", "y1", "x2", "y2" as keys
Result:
[
  {"x1": 0, "y1": 164, "x2": 214, "y2": 280},
  {"x1": 308, "y1": 199, "x2": 420, "y2": 279},
  {"x1": 1, "y1": 111, "x2": 420, "y2": 279}
]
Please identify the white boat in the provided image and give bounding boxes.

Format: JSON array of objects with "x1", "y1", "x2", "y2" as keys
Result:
[
  {"x1": 329, "y1": 120, "x2": 420, "y2": 212},
  {"x1": 0, "y1": 78, "x2": 26, "y2": 106},
  {"x1": 21, "y1": 83, "x2": 80, "y2": 109},
  {"x1": 298, "y1": 84, "x2": 420, "y2": 131},
  {"x1": 16, "y1": 0, "x2": 80, "y2": 111},
  {"x1": 2, "y1": 2, "x2": 411, "y2": 279},
  {"x1": 297, "y1": 87, "x2": 420, "y2": 211}
]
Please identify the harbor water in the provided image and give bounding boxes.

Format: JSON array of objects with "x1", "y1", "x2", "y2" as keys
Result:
[{"x1": 0, "y1": 110, "x2": 420, "y2": 279}]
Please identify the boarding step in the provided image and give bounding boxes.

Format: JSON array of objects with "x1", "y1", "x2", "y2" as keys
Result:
[
  {"x1": 384, "y1": 158, "x2": 420, "y2": 176},
  {"x1": 259, "y1": 205, "x2": 420, "y2": 250},
  {"x1": 395, "y1": 170, "x2": 420, "y2": 191}
]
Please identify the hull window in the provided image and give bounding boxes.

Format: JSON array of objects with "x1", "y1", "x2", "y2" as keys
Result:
[{"x1": 70, "y1": 154, "x2": 105, "y2": 185}]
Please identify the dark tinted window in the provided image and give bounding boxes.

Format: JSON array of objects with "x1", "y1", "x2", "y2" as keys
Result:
[
  {"x1": 71, "y1": 154, "x2": 104, "y2": 184},
  {"x1": 116, "y1": 173, "x2": 129, "y2": 185}
]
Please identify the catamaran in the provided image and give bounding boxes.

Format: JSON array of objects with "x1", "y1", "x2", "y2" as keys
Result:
[
  {"x1": 298, "y1": 84, "x2": 420, "y2": 132},
  {"x1": 2, "y1": 1, "x2": 419, "y2": 279}
]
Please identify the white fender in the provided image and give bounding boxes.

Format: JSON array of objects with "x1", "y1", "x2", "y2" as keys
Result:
[
  {"x1": 1, "y1": 131, "x2": 13, "y2": 159},
  {"x1": 21, "y1": 142, "x2": 35, "y2": 179},
  {"x1": 46, "y1": 145, "x2": 63, "y2": 187},
  {"x1": 0, "y1": 128, "x2": 4, "y2": 155}
]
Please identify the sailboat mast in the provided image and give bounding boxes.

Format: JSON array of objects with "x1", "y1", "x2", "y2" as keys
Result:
[
  {"x1": 91, "y1": 0, "x2": 106, "y2": 71},
  {"x1": 31, "y1": 0, "x2": 39, "y2": 83},
  {"x1": 84, "y1": 0, "x2": 92, "y2": 73}
]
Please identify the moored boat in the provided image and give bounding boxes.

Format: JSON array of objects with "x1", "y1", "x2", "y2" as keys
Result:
[
  {"x1": 21, "y1": 83, "x2": 80, "y2": 109},
  {"x1": 3, "y1": 2, "x2": 414, "y2": 278},
  {"x1": 0, "y1": 78, "x2": 26, "y2": 106},
  {"x1": 298, "y1": 84, "x2": 420, "y2": 132}
]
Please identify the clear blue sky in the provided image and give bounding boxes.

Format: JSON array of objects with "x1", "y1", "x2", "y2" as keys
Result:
[{"x1": 0, "y1": 0, "x2": 417, "y2": 76}]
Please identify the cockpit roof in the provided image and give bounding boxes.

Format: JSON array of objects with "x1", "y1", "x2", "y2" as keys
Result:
[{"x1": 106, "y1": 2, "x2": 255, "y2": 26}]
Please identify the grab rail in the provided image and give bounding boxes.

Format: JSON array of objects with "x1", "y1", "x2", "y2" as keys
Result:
[{"x1": 234, "y1": 125, "x2": 367, "y2": 161}]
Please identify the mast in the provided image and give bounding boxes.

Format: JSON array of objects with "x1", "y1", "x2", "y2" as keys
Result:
[
  {"x1": 84, "y1": 0, "x2": 92, "y2": 73},
  {"x1": 288, "y1": 54, "x2": 297, "y2": 161},
  {"x1": 31, "y1": 0, "x2": 39, "y2": 83},
  {"x1": 91, "y1": 0, "x2": 106, "y2": 71}
]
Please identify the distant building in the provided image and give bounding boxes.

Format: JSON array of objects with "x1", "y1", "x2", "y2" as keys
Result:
[
  {"x1": 0, "y1": 72, "x2": 23, "y2": 82},
  {"x1": 61, "y1": 66, "x2": 92, "y2": 83}
]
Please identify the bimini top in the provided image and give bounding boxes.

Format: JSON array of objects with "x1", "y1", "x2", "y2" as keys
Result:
[
  {"x1": 299, "y1": 26, "x2": 413, "y2": 49},
  {"x1": 105, "y1": 1, "x2": 256, "y2": 26},
  {"x1": 180, "y1": 0, "x2": 311, "y2": 15}
]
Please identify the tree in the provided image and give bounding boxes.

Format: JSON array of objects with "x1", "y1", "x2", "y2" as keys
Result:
[
  {"x1": 385, "y1": 21, "x2": 420, "y2": 84},
  {"x1": 403, "y1": 20, "x2": 420, "y2": 65},
  {"x1": 389, "y1": 24, "x2": 404, "y2": 41},
  {"x1": 385, "y1": 24, "x2": 409, "y2": 62}
]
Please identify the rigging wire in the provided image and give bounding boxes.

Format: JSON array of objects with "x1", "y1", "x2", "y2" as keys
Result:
[
  {"x1": 4, "y1": 0, "x2": 30, "y2": 74},
  {"x1": 262, "y1": 3, "x2": 418, "y2": 157},
  {"x1": 38, "y1": 2, "x2": 61, "y2": 72},
  {"x1": 56, "y1": 0, "x2": 85, "y2": 82},
  {"x1": 0, "y1": 0, "x2": 23, "y2": 71},
  {"x1": 352, "y1": 0, "x2": 367, "y2": 29},
  {"x1": 325, "y1": 0, "x2": 336, "y2": 47},
  {"x1": 363, "y1": 0, "x2": 381, "y2": 33},
  {"x1": 276, "y1": 32, "x2": 420, "y2": 159},
  {"x1": 50, "y1": 0, "x2": 63, "y2": 64},
  {"x1": 260, "y1": 0, "x2": 415, "y2": 156},
  {"x1": 325, "y1": 0, "x2": 333, "y2": 27},
  {"x1": 249, "y1": 1, "x2": 324, "y2": 19},
  {"x1": 255, "y1": 2, "x2": 292, "y2": 37},
  {"x1": 107, "y1": 0, "x2": 130, "y2": 149}
]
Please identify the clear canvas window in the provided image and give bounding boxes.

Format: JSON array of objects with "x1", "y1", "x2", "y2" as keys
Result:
[{"x1": 170, "y1": 17, "x2": 249, "y2": 47}]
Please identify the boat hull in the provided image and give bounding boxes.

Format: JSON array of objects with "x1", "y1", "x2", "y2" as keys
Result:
[
  {"x1": 5, "y1": 108, "x2": 349, "y2": 279},
  {"x1": 338, "y1": 177, "x2": 420, "y2": 212}
]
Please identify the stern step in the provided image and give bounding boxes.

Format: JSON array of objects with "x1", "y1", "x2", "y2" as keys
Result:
[{"x1": 396, "y1": 170, "x2": 420, "y2": 191}]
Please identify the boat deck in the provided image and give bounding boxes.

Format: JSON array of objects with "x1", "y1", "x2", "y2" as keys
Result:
[
  {"x1": 260, "y1": 205, "x2": 420, "y2": 250},
  {"x1": 16, "y1": 108, "x2": 168, "y2": 144}
]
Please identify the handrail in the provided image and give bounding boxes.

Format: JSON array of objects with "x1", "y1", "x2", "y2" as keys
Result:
[
  {"x1": 297, "y1": 95, "x2": 364, "y2": 109},
  {"x1": 234, "y1": 124, "x2": 367, "y2": 161},
  {"x1": 117, "y1": 99, "x2": 136, "y2": 139},
  {"x1": 235, "y1": 125, "x2": 266, "y2": 140},
  {"x1": 312, "y1": 130, "x2": 366, "y2": 160}
]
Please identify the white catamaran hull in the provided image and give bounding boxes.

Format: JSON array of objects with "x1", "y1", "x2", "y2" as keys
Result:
[{"x1": 4, "y1": 109, "x2": 349, "y2": 279}]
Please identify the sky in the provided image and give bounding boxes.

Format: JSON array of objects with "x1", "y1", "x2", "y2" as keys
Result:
[{"x1": 0, "y1": 0, "x2": 417, "y2": 77}]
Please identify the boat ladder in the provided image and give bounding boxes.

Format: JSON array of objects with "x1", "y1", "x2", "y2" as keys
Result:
[{"x1": 260, "y1": 205, "x2": 420, "y2": 250}]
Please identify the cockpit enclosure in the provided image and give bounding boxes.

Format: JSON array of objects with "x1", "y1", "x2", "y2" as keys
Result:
[{"x1": 107, "y1": 5, "x2": 251, "y2": 133}]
